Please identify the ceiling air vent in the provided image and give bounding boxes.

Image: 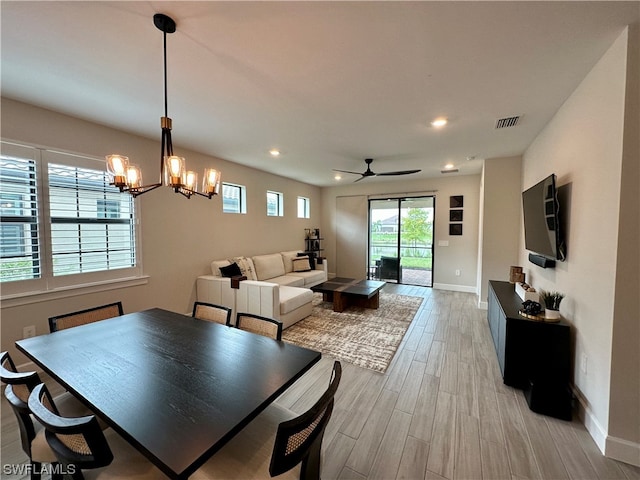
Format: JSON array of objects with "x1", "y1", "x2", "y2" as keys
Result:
[
  {"x1": 495, "y1": 115, "x2": 521, "y2": 129},
  {"x1": 441, "y1": 168, "x2": 459, "y2": 174}
]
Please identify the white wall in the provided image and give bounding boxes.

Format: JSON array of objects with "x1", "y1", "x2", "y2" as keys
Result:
[
  {"x1": 519, "y1": 28, "x2": 637, "y2": 461},
  {"x1": 477, "y1": 156, "x2": 522, "y2": 305},
  {"x1": 321, "y1": 174, "x2": 480, "y2": 292},
  {"x1": 1, "y1": 98, "x2": 321, "y2": 361}
]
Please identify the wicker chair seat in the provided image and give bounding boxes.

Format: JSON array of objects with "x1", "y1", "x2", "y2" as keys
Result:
[{"x1": 192, "y1": 403, "x2": 299, "y2": 479}]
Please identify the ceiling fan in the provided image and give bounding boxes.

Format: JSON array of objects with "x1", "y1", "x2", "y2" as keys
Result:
[{"x1": 333, "y1": 158, "x2": 421, "y2": 182}]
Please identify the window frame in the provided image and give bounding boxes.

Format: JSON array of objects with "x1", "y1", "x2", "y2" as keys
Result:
[
  {"x1": 297, "y1": 196, "x2": 310, "y2": 219},
  {"x1": 0, "y1": 141, "x2": 144, "y2": 303},
  {"x1": 222, "y1": 182, "x2": 247, "y2": 214},
  {"x1": 266, "y1": 190, "x2": 284, "y2": 217}
]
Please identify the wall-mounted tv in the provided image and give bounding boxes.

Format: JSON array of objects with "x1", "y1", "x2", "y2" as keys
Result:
[{"x1": 522, "y1": 174, "x2": 565, "y2": 264}]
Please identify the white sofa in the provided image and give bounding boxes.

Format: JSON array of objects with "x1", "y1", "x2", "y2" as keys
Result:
[{"x1": 196, "y1": 251, "x2": 327, "y2": 329}]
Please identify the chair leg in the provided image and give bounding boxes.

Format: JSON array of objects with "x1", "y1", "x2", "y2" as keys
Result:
[{"x1": 299, "y1": 435, "x2": 323, "y2": 480}]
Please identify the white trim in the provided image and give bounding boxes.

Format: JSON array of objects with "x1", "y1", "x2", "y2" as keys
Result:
[
  {"x1": 575, "y1": 389, "x2": 608, "y2": 453},
  {"x1": 0, "y1": 275, "x2": 149, "y2": 308},
  {"x1": 432, "y1": 282, "x2": 477, "y2": 293},
  {"x1": 605, "y1": 435, "x2": 640, "y2": 467},
  {"x1": 478, "y1": 300, "x2": 488, "y2": 310}
]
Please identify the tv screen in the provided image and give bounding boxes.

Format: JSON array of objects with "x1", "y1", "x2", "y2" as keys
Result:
[{"x1": 522, "y1": 174, "x2": 565, "y2": 261}]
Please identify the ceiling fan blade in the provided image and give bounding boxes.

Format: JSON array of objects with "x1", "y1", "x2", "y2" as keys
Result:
[
  {"x1": 332, "y1": 169, "x2": 363, "y2": 175},
  {"x1": 353, "y1": 175, "x2": 367, "y2": 183},
  {"x1": 376, "y1": 169, "x2": 422, "y2": 176}
]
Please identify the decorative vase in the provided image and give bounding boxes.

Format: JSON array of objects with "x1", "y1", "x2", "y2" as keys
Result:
[{"x1": 544, "y1": 309, "x2": 561, "y2": 321}]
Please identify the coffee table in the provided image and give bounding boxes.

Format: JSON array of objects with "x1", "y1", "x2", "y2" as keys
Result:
[{"x1": 311, "y1": 277, "x2": 386, "y2": 312}]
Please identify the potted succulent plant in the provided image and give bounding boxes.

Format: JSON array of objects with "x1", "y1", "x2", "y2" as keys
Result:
[{"x1": 540, "y1": 290, "x2": 565, "y2": 321}]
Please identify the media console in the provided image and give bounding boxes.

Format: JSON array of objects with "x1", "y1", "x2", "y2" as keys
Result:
[{"x1": 487, "y1": 280, "x2": 572, "y2": 420}]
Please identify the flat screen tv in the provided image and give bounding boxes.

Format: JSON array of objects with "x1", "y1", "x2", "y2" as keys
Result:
[{"x1": 522, "y1": 174, "x2": 565, "y2": 262}]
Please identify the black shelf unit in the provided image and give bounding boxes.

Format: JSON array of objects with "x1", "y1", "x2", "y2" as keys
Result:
[{"x1": 487, "y1": 280, "x2": 572, "y2": 420}]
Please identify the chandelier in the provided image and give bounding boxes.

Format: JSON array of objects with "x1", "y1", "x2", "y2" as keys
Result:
[{"x1": 106, "y1": 13, "x2": 220, "y2": 199}]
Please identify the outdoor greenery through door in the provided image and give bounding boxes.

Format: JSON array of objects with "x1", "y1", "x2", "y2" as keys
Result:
[{"x1": 368, "y1": 196, "x2": 434, "y2": 287}]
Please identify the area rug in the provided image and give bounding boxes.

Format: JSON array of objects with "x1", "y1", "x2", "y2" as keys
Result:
[{"x1": 282, "y1": 292, "x2": 423, "y2": 373}]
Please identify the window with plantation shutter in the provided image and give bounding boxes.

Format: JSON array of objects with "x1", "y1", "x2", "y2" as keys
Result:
[
  {"x1": 0, "y1": 155, "x2": 41, "y2": 282},
  {"x1": 48, "y1": 163, "x2": 136, "y2": 276},
  {"x1": 1, "y1": 141, "x2": 142, "y2": 301}
]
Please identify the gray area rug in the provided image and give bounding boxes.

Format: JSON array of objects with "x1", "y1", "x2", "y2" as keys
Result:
[{"x1": 282, "y1": 292, "x2": 423, "y2": 373}]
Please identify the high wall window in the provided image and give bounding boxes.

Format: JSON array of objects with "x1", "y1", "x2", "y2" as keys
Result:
[
  {"x1": 297, "y1": 196, "x2": 310, "y2": 218},
  {"x1": 0, "y1": 141, "x2": 140, "y2": 298},
  {"x1": 266, "y1": 191, "x2": 284, "y2": 217},
  {"x1": 222, "y1": 182, "x2": 246, "y2": 214}
]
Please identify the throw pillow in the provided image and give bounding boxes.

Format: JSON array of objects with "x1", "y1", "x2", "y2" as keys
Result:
[
  {"x1": 232, "y1": 256, "x2": 257, "y2": 281},
  {"x1": 219, "y1": 262, "x2": 242, "y2": 278},
  {"x1": 292, "y1": 256, "x2": 312, "y2": 272},
  {"x1": 297, "y1": 252, "x2": 315, "y2": 270}
]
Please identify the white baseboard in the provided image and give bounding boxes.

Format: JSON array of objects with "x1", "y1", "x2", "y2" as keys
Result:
[
  {"x1": 574, "y1": 387, "x2": 640, "y2": 466},
  {"x1": 478, "y1": 300, "x2": 488, "y2": 310},
  {"x1": 576, "y1": 395, "x2": 608, "y2": 453},
  {"x1": 432, "y1": 283, "x2": 477, "y2": 293},
  {"x1": 606, "y1": 435, "x2": 640, "y2": 466}
]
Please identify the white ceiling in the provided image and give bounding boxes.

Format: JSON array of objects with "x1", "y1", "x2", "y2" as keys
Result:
[{"x1": 2, "y1": 1, "x2": 638, "y2": 186}]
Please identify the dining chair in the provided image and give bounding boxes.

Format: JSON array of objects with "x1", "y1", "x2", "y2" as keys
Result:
[
  {"x1": 193, "y1": 360, "x2": 342, "y2": 480},
  {"x1": 235, "y1": 312, "x2": 283, "y2": 340},
  {"x1": 27, "y1": 383, "x2": 162, "y2": 480},
  {"x1": 48, "y1": 302, "x2": 124, "y2": 333},
  {"x1": 1, "y1": 352, "x2": 60, "y2": 480},
  {"x1": 192, "y1": 301, "x2": 232, "y2": 325}
]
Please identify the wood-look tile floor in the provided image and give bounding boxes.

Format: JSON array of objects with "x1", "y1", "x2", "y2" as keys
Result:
[{"x1": 2, "y1": 285, "x2": 639, "y2": 479}]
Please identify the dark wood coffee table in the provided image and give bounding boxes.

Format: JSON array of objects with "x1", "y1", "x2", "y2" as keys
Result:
[{"x1": 311, "y1": 277, "x2": 386, "y2": 312}]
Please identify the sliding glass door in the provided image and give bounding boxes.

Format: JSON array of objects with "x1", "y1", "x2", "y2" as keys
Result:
[{"x1": 368, "y1": 196, "x2": 434, "y2": 287}]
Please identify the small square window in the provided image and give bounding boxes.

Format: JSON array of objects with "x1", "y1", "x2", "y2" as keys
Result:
[
  {"x1": 267, "y1": 191, "x2": 284, "y2": 217},
  {"x1": 223, "y1": 183, "x2": 247, "y2": 214},
  {"x1": 297, "y1": 197, "x2": 310, "y2": 218}
]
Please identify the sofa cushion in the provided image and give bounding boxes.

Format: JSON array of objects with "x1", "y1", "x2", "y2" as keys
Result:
[
  {"x1": 253, "y1": 254, "x2": 286, "y2": 280},
  {"x1": 292, "y1": 256, "x2": 311, "y2": 272},
  {"x1": 232, "y1": 256, "x2": 257, "y2": 281},
  {"x1": 211, "y1": 259, "x2": 231, "y2": 277},
  {"x1": 289, "y1": 269, "x2": 326, "y2": 286},
  {"x1": 280, "y1": 250, "x2": 303, "y2": 273},
  {"x1": 269, "y1": 275, "x2": 305, "y2": 287},
  {"x1": 279, "y1": 286, "x2": 313, "y2": 315}
]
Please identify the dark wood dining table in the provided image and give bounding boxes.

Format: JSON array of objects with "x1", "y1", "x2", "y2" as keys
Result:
[{"x1": 15, "y1": 308, "x2": 321, "y2": 479}]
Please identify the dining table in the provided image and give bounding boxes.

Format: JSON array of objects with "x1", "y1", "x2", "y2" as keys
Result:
[{"x1": 15, "y1": 308, "x2": 321, "y2": 479}]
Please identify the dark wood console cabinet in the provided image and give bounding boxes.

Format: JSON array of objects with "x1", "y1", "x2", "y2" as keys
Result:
[{"x1": 488, "y1": 280, "x2": 572, "y2": 420}]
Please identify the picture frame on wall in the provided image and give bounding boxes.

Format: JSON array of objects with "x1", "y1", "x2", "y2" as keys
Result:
[
  {"x1": 450, "y1": 195, "x2": 464, "y2": 208},
  {"x1": 449, "y1": 223, "x2": 463, "y2": 236},
  {"x1": 449, "y1": 210, "x2": 463, "y2": 222}
]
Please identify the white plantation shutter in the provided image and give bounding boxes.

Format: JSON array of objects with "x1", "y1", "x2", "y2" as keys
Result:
[
  {"x1": 0, "y1": 153, "x2": 41, "y2": 282},
  {"x1": 48, "y1": 163, "x2": 136, "y2": 276},
  {"x1": 1, "y1": 141, "x2": 141, "y2": 298}
]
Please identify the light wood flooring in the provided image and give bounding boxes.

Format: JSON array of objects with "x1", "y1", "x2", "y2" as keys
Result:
[{"x1": 2, "y1": 285, "x2": 639, "y2": 479}]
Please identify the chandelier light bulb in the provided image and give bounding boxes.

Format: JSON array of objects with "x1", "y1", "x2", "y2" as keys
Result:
[
  {"x1": 165, "y1": 156, "x2": 185, "y2": 187},
  {"x1": 126, "y1": 165, "x2": 143, "y2": 189},
  {"x1": 203, "y1": 168, "x2": 221, "y2": 196},
  {"x1": 106, "y1": 154, "x2": 129, "y2": 187},
  {"x1": 184, "y1": 171, "x2": 198, "y2": 191}
]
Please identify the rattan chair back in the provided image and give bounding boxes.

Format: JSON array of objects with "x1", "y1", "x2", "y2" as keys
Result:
[
  {"x1": 28, "y1": 383, "x2": 114, "y2": 472},
  {"x1": 235, "y1": 313, "x2": 283, "y2": 340},
  {"x1": 269, "y1": 361, "x2": 342, "y2": 479},
  {"x1": 1, "y1": 352, "x2": 48, "y2": 466},
  {"x1": 192, "y1": 301, "x2": 232, "y2": 325},
  {"x1": 49, "y1": 301, "x2": 124, "y2": 332}
]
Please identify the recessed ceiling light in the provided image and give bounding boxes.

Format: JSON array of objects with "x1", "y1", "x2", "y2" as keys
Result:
[
  {"x1": 334, "y1": 174, "x2": 342, "y2": 181},
  {"x1": 269, "y1": 149, "x2": 280, "y2": 157},
  {"x1": 431, "y1": 118, "x2": 448, "y2": 128},
  {"x1": 444, "y1": 163, "x2": 455, "y2": 170}
]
